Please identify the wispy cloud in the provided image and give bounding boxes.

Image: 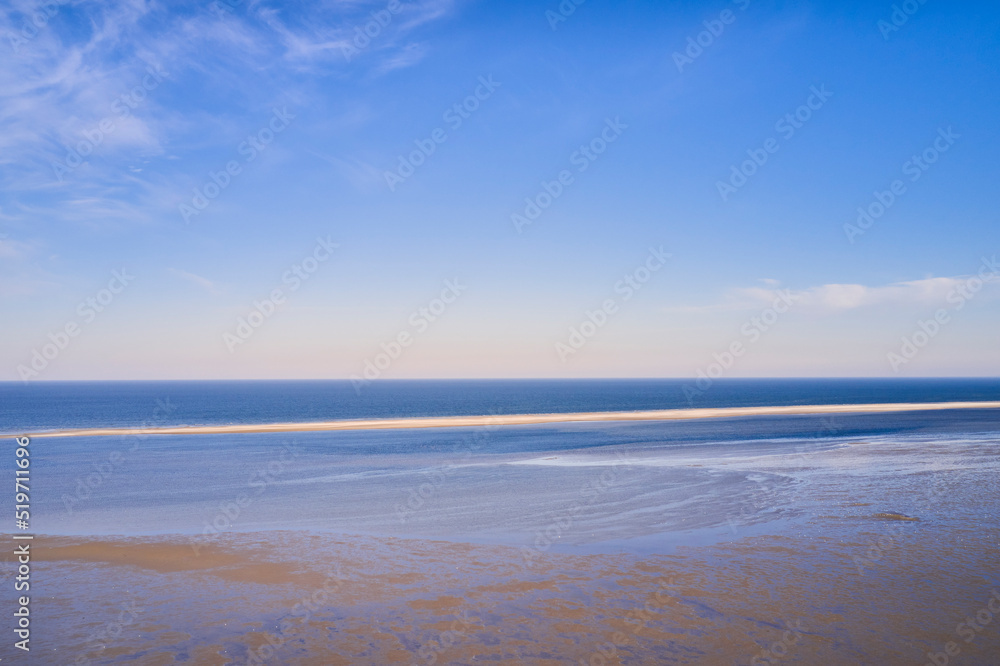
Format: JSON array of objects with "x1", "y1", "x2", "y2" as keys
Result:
[
  {"x1": 0, "y1": 0, "x2": 457, "y2": 231},
  {"x1": 0, "y1": 234, "x2": 58, "y2": 298},
  {"x1": 308, "y1": 150, "x2": 384, "y2": 192},
  {"x1": 395, "y1": 0, "x2": 458, "y2": 32},
  {"x1": 168, "y1": 268, "x2": 224, "y2": 295},
  {"x1": 670, "y1": 274, "x2": 994, "y2": 316},
  {"x1": 0, "y1": 237, "x2": 36, "y2": 261},
  {"x1": 743, "y1": 276, "x2": 972, "y2": 311},
  {"x1": 373, "y1": 41, "x2": 427, "y2": 74}
]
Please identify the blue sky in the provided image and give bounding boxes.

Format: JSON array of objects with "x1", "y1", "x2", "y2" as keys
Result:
[{"x1": 1, "y1": 0, "x2": 999, "y2": 380}]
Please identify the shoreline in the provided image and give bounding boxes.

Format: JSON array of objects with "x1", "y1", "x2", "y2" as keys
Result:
[{"x1": 18, "y1": 400, "x2": 1000, "y2": 438}]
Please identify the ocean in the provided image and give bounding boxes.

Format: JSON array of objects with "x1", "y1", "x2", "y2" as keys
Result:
[
  {"x1": 3, "y1": 378, "x2": 999, "y2": 544},
  {"x1": 3, "y1": 377, "x2": 1000, "y2": 432}
]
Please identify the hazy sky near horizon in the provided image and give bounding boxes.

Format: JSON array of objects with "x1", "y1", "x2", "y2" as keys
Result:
[{"x1": 1, "y1": 0, "x2": 999, "y2": 381}]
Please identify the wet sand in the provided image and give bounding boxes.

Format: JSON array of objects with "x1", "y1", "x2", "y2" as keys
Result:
[
  {"x1": 22, "y1": 400, "x2": 1000, "y2": 438},
  {"x1": 7, "y1": 526, "x2": 1000, "y2": 665}
]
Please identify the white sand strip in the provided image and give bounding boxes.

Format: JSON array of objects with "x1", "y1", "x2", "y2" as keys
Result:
[{"x1": 20, "y1": 400, "x2": 1000, "y2": 438}]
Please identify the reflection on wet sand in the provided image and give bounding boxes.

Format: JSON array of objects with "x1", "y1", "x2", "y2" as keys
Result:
[{"x1": 10, "y1": 524, "x2": 999, "y2": 665}]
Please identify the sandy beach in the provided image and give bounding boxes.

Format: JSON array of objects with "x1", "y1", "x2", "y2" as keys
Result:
[
  {"x1": 22, "y1": 400, "x2": 1000, "y2": 438},
  {"x1": 8, "y1": 521, "x2": 1000, "y2": 664}
]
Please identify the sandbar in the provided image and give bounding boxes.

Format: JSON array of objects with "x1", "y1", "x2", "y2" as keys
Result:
[{"x1": 20, "y1": 400, "x2": 1000, "y2": 438}]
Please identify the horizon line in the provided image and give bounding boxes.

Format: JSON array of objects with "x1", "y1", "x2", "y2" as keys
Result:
[{"x1": 4, "y1": 376, "x2": 1000, "y2": 384}]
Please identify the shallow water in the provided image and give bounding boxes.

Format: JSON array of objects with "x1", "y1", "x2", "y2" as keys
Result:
[
  {"x1": 15, "y1": 410, "x2": 1000, "y2": 548},
  {"x1": 2, "y1": 399, "x2": 999, "y2": 663}
]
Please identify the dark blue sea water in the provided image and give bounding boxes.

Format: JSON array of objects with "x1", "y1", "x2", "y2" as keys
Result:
[
  {"x1": 1, "y1": 379, "x2": 998, "y2": 551},
  {"x1": 2, "y1": 378, "x2": 1000, "y2": 433}
]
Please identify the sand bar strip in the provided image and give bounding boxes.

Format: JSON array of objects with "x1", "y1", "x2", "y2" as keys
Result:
[{"x1": 17, "y1": 400, "x2": 1000, "y2": 438}]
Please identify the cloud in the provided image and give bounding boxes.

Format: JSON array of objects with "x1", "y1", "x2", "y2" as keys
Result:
[
  {"x1": 0, "y1": 237, "x2": 36, "y2": 260},
  {"x1": 168, "y1": 268, "x2": 224, "y2": 295},
  {"x1": 396, "y1": 0, "x2": 458, "y2": 32},
  {"x1": 251, "y1": 6, "x2": 353, "y2": 63},
  {"x1": 0, "y1": 0, "x2": 457, "y2": 231},
  {"x1": 733, "y1": 275, "x2": 980, "y2": 312},
  {"x1": 667, "y1": 273, "x2": 995, "y2": 317},
  {"x1": 0, "y1": 234, "x2": 58, "y2": 298},
  {"x1": 308, "y1": 150, "x2": 385, "y2": 192},
  {"x1": 0, "y1": 1, "x2": 168, "y2": 224},
  {"x1": 372, "y1": 42, "x2": 427, "y2": 74}
]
